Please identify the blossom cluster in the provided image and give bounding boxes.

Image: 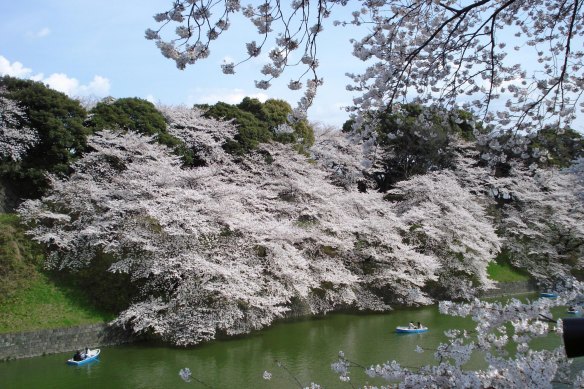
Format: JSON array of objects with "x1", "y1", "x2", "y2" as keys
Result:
[{"x1": 0, "y1": 89, "x2": 38, "y2": 161}]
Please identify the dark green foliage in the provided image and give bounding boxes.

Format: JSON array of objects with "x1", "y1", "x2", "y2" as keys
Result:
[
  {"x1": 342, "y1": 119, "x2": 355, "y2": 133},
  {"x1": 383, "y1": 193, "x2": 406, "y2": 202},
  {"x1": 263, "y1": 99, "x2": 315, "y2": 149},
  {"x1": 88, "y1": 97, "x2": 167, "y2": 135},
  {"x1": 237, "y1": 97, "x2": 265, "y2": 120},
  {"x1": 528, "y1": 127, "x2": 583, "y2": 168},
  {"x1": 261, "y1": 99, "x2": 292, "y2": 129},
  {"x1": 203, "y1": 98, "x2": 314, "y2": 155},
  {"x1": 206, "y1": 101, "x2": 272, "y2": 154},
  {"x1": 88, "y1": 97, "x2": 198, "y2": 166},
  {"x1": 321, "y1": 245, "x2": 338, "y2": 257},
  {"x1": 355, "y1": 104, "x2": 474, "y2": 191},
  {"x1": 479, "y1": 126, "x2": 583, "y2": 177},
  {"x1": 0, "y1": 76, "x2": 89, "y2": 200},
  {"x1": 291, "y1": 119, "x2": 315, "y2": 148}
]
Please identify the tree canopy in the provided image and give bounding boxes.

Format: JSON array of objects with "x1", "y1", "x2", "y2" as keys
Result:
[
  {"x1": 351, "y1": 104, "x2": 477, "y2": 191},
  {"x1": 88, "y1": 97, "x2": 167, "y2": 136},
  {"x1": 201, "y1": 97, "x2": 314, "y2": 155}
]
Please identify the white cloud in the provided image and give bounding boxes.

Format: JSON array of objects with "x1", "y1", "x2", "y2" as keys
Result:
[
  {"x1": 80, "y1": 75, "x2": 111, "y2": 96},
  {"x1": 43, "y1": 73, "x2": 79, "y2": 95},
  {"x1": 26, "y1": 27, "x2": 51, "y2": 39},
  {"x1": 0, "y1": 55, "x2": 110, "y2": 97},
  {"x1": 145, "y1": 94, "x2": 157, "y2": 104},
  {"x1": 0, "y1": 56, "x2": 33, "y2": 78},
  {"x1": 43, "y1": 73, "x2": 110, "y2": 97},
  {"x1": 308, "y1": 101, "x2": 350, "y2": 127},
  {"x1": 187, "y1": 88, "x2": 268, "y2": 105}
]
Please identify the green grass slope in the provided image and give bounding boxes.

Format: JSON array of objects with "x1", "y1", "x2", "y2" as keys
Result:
[
  {"x1": 487, "y1": 261, "x2": 531, "y2": 283},
  {"x1": 0, "y1": 213, "x2": 113, "y2": 333}
]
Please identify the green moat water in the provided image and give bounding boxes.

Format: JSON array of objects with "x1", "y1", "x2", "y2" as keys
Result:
[{"x1": 0, "y1": 295, "x2": 580, "y2": 388}]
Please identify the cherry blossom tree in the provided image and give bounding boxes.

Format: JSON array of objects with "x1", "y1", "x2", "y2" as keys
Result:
[
  {"x1": 568, "y1": 157, "x2": 584, "y2": 202},
  {"x1": 19, "y1": 107, "x2": 442, "y2": 345},
  {"x1": 0, "y1": 87, "x2": 37, "y2": 161},
  {"x1": 388, "y1": 169, "x2": 501, "y2": 299},
  {"x1": 489, "y1": 163, "x2": 584, "y2": 282},
  {"x1": 346, "y1": 0, "x2": 584, "y2": 133},
  {"x1": 451, "y1": 139, "x2": 584, "y2": 284},
  {"x1": 17, "y1": 103, "x2": 583, "y2": 358},
  {"x1": 309, "y1": 122, "x2": 366, "y2": 189}
]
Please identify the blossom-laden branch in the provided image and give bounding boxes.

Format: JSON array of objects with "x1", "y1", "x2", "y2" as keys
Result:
[
  {"x1": 0, "y1": 88, "x2": 38, "y2": 161},
  {"x1": 147, "y1": 0, "x2": 343, "y2": 117},
  {"x1": 345, "y1": 0, "x2": 584, "y2": 135},
  {"x1": 148, "y1": 1, "x2": 583, "y2": 134}
]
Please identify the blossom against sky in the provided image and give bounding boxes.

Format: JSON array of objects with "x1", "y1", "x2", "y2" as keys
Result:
[{"x1": 0, "y1": 0, "x2": 364, "y2": 126}]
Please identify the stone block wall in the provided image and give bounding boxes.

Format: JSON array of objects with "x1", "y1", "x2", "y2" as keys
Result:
[
  {"x1": 0, "y1": 323, "x2": 135, "y2": 361},
  {"x1": 481, "y1": 280, "x2": 537, "y2": 298}
]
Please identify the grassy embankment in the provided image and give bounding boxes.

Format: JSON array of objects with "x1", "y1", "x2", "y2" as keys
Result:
[
  {"x1": 487, "y1": 260, "x2": 531, "y2": 283},
  {"x1": 0, "y1": 213, "x2": 113, "y2": 334}
]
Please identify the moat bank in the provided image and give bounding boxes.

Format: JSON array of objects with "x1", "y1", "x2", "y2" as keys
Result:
[
  {"x1": 0, "y1": 323, "x2": 134, "y2": 361},
  {"x1": 0, "y1": 280, "x2": 536, "y2": 362},
  {"x1": 2, "y1": 291, "x2": 567, "y2": 389}
]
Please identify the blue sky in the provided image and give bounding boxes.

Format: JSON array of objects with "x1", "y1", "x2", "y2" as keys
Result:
[{"x1": 0, "y1": 1, "x2": 366, "y2": 127}]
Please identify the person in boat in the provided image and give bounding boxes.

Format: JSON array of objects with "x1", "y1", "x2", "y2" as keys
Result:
[
  {"x1": 417, "y1": 322, "x2": 422, "y2": 329},
  {"x1": 408, "y1": 321, "x2": 415, "y2": 329},
  {"x1": 569, "y1": 306, "x2": 577, "y2": 312},
  {"x1": 73, "y1": 350, "x2": 83, "y2": 361}
]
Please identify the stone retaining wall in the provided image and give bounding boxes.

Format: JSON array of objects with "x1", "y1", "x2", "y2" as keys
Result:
[
  {"x1": 0, "y1": 323, "x2": 135, "y2": 361},
  {"x1": 481, "y1": 280, "x2": 538, "y2": 298}
]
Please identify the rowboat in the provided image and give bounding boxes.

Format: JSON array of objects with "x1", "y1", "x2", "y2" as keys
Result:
[
  {"x1": 567, "y1": 309, "x2": 579, "y2": 315},
  {"x1": 66, "y1": 349, "x2": 100, "y2": 365},
  {"x1": 540, "y1": 292, "x2": 558, "y2": 298},
  {"x1": 395, "y1": 326, "x2": 428, "y2": 334}
]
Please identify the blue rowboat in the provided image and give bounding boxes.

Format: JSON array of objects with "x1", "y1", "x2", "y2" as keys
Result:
[
  {"x1": 395, "y1": 326, "x2": 428, "y2": 334},
  {"x1": 540, "y1": 292, "x2": 558, "y2": 298},
  {"x1": 66, "y1": 349, "x2": 100, "y2": 365}
]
